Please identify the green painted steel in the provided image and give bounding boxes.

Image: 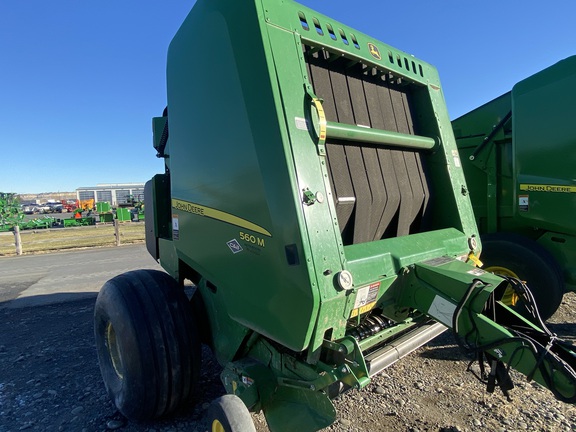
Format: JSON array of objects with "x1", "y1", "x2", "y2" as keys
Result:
[
  {"x1": 99, "y1": 213, "x2": 114, "y2": 223},
  {"x1": 325, "y1": 122, "x2": 436, "y2": 150},
  {"x1": 142, "y1": 1, "x2": 576, "y2": 430},
  {"x1": 63, "y1": 217, "x2": 95, "y2": 227},
  {"x1": 115, "y1": 207, "x2": 131, "y2": 222},
  {"x1": 452, "y1": 56, "x2": 576, "y2": 292},
  {"x1": 96, "y1": 201, "x2": 111, "y2": 214}
]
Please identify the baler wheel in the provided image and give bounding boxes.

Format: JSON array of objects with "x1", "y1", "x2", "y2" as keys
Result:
[
  {"x1": 481, "y1": 233, "x2": 564, "y2": 321},
  {"x1": 207, "y1": 395, "x2": 256, "y2": 432},
  {"x1": 94, "y1": 269, "x2": 201, "y2": 421}
]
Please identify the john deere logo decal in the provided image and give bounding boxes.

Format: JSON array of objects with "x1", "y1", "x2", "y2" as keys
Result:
[{"x1": 368, "y1": 43, "x2": 381, "y2": 60}]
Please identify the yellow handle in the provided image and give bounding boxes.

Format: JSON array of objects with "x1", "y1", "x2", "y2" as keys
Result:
[{"x1": 311, "y1": 97, "x2": 327, "y2": 142}]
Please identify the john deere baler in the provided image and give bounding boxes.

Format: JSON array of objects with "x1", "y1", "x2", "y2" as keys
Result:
[
  {"x1": 94, "y1": 1, "x2": 576, "y2": 431},
  {"x1": 452, "y1": 56, "x2": 576, "y2": 320}
]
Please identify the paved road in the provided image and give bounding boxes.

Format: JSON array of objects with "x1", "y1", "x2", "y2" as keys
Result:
[
  {"x1": 0, "y1": 244, "x2": 162, "y2": 308},
  {"x1": 0, "y1": 245, "x2": 226, "y2": 432}
]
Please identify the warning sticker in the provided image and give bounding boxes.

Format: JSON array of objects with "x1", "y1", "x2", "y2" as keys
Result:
[
  {"x1": 350, "y1": 282, "x2": 380, "y2": 318},
  {"x1": 451, "y1": 150, "x2": 461, "y2": 168},
  {"x1": 172, "y1": 214, "x2": 179, "y2": 240},
  {"x1": 519, "y1": 195, "x2": 529, "y2": 212}
]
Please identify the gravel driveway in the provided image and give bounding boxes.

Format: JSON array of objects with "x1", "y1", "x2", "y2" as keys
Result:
[{"x1": 1, "y1": 290, "x2": 575, "y2": 432}]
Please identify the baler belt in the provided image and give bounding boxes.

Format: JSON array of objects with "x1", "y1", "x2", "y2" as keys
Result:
[{"x1": 304, "y1": 47, "x2": 430, "y2": 245}]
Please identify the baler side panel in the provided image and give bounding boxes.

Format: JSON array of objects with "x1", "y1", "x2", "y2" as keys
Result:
[
  {"x1": 166, "y1": 0, "x2": 320, "y2": 352},
  {"x1": 452, "y1": 93, "x2": 514, "y2": 233},
  {"x1": 512, "y1": 56, "x2": 576, "y2": 235}
]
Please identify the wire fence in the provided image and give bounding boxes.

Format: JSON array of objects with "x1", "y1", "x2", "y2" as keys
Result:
[{"x1": 0, "y1": 221, "x2": 146, "y2": 257}]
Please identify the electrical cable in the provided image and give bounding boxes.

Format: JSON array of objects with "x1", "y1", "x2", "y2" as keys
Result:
[{"x1": 452, "y1": 276, "x2": 576, "y2": 403}]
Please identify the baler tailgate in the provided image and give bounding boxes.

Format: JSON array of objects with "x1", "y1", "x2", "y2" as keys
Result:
[{"x1": 304, "y1": 47, "x2": 431, "y2": 245}]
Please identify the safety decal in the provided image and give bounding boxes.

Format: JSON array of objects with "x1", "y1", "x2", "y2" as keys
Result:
[
  {"x1": 227, "y1": 239, "x2": 243, "y2": 254},
  {"x1": 367, "y1": 42, "x2": 381, "y2": 60},
  {"x1": 451, "y1": 149, "x2": 461, "y2": 168},
  {"x1": 520, "y1": 184, "x2": 576, "y2": 193},
  {"x1": 241, "y1": 376, "x2": 254, "y2": 387},
  {"x1": 519, "y1": 195, "x2": 529, "y2": 212},
  {"x1": 172, "y1": 214, "x2": 179, "y2": 240},
  {"x1": 172, "y1": 198, "x2": 271, "y2": 237},
  {"x1": 350, "y1": 282, "x2": 380, "y2": 318}
]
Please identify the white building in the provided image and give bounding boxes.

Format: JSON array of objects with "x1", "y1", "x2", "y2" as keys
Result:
[{"x1": 76, "y1": 183, "x2": 145, "y2": 206}]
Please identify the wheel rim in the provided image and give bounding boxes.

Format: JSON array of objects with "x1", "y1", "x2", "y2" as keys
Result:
[
  {"x1": 212, "y1": 419, "x2": 225, "y2": 432},
  {"x1": 105, "y1": 321, "x2": 124, "y2": 379},
  {"x1": 484, "y1": 265, "x2": 520, "y2": 306}
]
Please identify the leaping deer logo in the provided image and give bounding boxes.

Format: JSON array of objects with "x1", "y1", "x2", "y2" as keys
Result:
[{"x1": 368, "y1": 43, "x2": 381, "y2": 60}]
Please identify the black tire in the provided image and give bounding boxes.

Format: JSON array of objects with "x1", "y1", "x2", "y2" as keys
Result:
[
  {"x1": 206, "y1": 395, "x2": 256, "y2": 432},
  {"x1": 481, "y1": 233, "x2": 564, "y2": 321},
  {"x1": 94, "y1": 269, "x2": 201, "y2": 421}
]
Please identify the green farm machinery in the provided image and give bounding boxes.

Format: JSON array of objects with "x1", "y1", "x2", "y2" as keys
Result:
[
  {"x1": 452, "y1": 56, "x2": 576, "y2": 320},
  {"x1": 93, "y1": 1, "x2": 576, "y2": 431},
  {"x1": 0, "y1": 193, "x2": 24, "y2": 232},
  {"x1": 0, "y1": 193, "x2": 56, "y2": 231}
]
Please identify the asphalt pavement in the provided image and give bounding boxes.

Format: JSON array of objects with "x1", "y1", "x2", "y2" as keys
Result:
[{"x1": 0, "y1": 244, "x2": 162, "y2": 308}]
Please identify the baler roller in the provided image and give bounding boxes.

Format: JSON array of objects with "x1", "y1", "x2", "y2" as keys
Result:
[{"x1": 325, "y1": 121, "x2": 436, "y2": 150}]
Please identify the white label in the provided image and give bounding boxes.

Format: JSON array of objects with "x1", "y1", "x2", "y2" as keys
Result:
[
  {"x1": 295, "y1": 117, "x2": 308, "y2": 131},
  {"x1": 427, "y1": 295, "x2": 456, "y2": 327},
  {"x1": 451, "y1": 150, "x2": 462, "y2": 168},
  {"x1": 468, "y1": 268, "x2": 486, "y2": 276},
  {"x1": 172, "y1": 215, "x2": 179, "y2": 240},
  {"x1": 353, "y1": 285, "x2": 370, "y2": 309}
]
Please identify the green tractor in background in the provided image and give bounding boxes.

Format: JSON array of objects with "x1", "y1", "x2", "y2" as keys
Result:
[
  {"x1": 93, "y1": 1, "x2": 576, "y2": 431},
  {"x1": 453, "y1": 56, "x2": 576, "y2": 320}
]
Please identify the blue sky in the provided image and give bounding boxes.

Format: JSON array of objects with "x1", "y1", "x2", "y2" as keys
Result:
[{"x1": 1, "y1": 1, "x2": 574, "y2": 194}]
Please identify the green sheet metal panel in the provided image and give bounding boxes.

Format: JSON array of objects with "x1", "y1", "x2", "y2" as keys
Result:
[
  {"x1": 512, "y1": 56, "x2": 576, "y2": 235},
  {"x1": 116, "y1": 208, "x2": 131, "y2": 222},
  {"x1": 96, "y1": 202, "x2": 111, "y2": 214},
  {"x1": 166, "y1": 0, "x2": 319, "y2": 351},
  {"x1": 452, "y1": 93, "x2": 514, "y2": 233}
]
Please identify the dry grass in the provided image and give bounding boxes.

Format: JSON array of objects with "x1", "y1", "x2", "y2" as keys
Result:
[{"x1": 0, "y1": 222, "x2": 146, "y2": 256}]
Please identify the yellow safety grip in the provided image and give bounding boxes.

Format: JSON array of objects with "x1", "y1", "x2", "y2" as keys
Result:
[
  {"x1": 311, "y1": 97, "x2": 327, "y2": 142},
  {"x1": 468, "y1": 252, "x2": 483, "y2": 268}
]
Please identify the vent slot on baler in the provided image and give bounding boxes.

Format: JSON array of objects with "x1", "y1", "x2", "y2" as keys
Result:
[{"x1": 304, "y1": 46, "x2": 432, "y2": 246}]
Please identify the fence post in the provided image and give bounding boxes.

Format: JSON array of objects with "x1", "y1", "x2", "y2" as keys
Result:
[
  {"x1": 114, "y1": 219, "x2": 121, "y2": 246},
  {"x1": 14, "y1": 225, "x2": 22, "y2": 256}
]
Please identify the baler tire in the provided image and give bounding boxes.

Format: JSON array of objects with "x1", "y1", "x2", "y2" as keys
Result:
[
  {"x1": 207, "y1": 395, "x2": 256, "y2": 432},
  {"x1": 94, "y1": 269, "x2": 201, "y2": 421},
  {"x1": 481, "y1": 233, "x2": 564, "y2": 321}
]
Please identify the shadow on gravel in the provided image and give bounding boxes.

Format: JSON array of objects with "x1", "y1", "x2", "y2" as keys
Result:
[
  {"x1": 419, "y1": 318, "x2": 576, "y2": 364},
  {"x1": 0, "y1": 295, "x2": 226, "y2": 432},
  {"x1": 418, "y1": 331, "x2": 472, "y2": 362}
]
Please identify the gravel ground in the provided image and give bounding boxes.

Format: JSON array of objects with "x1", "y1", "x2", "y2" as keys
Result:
[{"x1": 0, "y1": 292, "x2": 575, "y2": 432}]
